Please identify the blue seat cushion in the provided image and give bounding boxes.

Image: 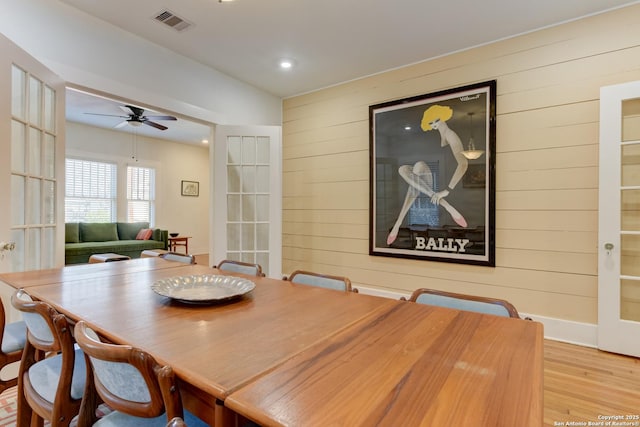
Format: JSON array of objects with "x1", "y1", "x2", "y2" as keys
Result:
[
  {"x1": 415, "y1": 293, "x2": 511, "y2": 317},
  {"x1": 291, "y1": 274, "x2": 347, "y2": 292},
  {"x1": 1, "y1": 320, "x2": 26, "y2": 353},
  {"x1": 94, "y1": 410, "x2": 208, "y2": 427},
  {"x1": 28, "y1": 348, "x2": 86, "y2": 402}
]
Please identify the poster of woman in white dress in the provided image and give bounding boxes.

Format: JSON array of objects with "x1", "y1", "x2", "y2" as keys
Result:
[{"x1": 369, "y1": 80, "x2": 496, "y2": 266}]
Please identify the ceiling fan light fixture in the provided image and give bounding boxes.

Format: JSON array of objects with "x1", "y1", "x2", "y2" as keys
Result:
[{"x1": 128, "y1": 120, "x2": 143, "y2": 127}]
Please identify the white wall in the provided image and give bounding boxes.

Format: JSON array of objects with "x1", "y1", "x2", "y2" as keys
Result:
[
  {"x1": 67, "y1": 122, "x2": 210, "y2": 256},
  {"x1": 0, "y1": 0, "x2": 282, "y2": 127}
]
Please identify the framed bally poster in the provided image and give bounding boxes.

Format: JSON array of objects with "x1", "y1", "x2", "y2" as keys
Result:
[{"x1": 369, "y1": 80, "x2": 496, "y2": 266}]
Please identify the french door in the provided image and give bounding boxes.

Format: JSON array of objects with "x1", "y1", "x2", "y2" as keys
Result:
[
  {"x1": 598, "y1": 80, "x2": 640, "y2": 357},
  {"x1": 212, "y1": 125, "x2": 282, "y2": 278},
  {"x1": 0, "y1": 34, "x2": 65, "y2": 320}
]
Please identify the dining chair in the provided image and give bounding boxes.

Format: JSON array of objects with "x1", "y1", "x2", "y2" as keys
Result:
[
  {"x1": 161, "y1": 252, "x2": 196, "y2": 264},
  {"x1": 285, "y1": 270, "x2": 357, "y2": 293},
  {"x1": 11, "y1": 289, "x2": 86, "y2": 427},
  {"x1": 216, "y1": 259, "x2": 265, "y2": 277},
  {"x1": 0, "y1": 298, "x2": 27, "y2": 394},
  {"x1": 403, "y1": 288, "x2": 520, "y2": 318},
  {"x1": 73, "y1": 320, "x2": 208, "y2": 427}
]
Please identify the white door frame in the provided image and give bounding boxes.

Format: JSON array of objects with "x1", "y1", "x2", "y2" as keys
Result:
[
  {"x1": 211, "y1": 125, "x2": 282, "y2": 278},
  {"x1": 598, "y1": 80, "x2": 640, "y2": 357}
]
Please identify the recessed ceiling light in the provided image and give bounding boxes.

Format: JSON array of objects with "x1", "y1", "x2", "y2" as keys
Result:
[
  {"x1": 202, "y1": 139, "x2": 209, "y2": 144},
  {"x1": 404, "y1": 126, "x2": 411, "y2": 131},
  {"x1": 279, "y1": 59, "x2": 295, "y2": 70},
  {"x1": 219, "y1": 0, "x2": 235, "y2": 3}
]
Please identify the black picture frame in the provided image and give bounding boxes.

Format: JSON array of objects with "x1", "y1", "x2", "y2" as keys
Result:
[
  {"x1": 181, "y1": 180, "x2": 199, "y2": 197},
  {"x1": 369, "y1": 80, "x2": 496, "y2": 266}
]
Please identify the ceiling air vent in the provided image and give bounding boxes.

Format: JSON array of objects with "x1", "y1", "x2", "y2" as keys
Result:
[{"x1": 153, "y1": 10, "x2": 193, "y2": 32}]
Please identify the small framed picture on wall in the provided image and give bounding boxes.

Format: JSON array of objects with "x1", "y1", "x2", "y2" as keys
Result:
[{"x1": 181, "y1": 180, "x2": 199, "y2": 197}]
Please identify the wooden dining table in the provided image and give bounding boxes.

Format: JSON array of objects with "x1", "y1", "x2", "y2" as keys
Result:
[
  {"x1": 0, "y1": 258, "x2": 543, "y2": 426},
  {"x1": 0, "y1": 258, "x2": 397, "y2": 426}
]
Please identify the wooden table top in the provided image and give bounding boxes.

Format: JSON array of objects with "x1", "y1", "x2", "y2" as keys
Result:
[
  {"x1": 19, "y1": 263, "x2": 396, "y2": 401},
  {"x1": 1, "y1": 260, "x2": 543, "y2": 426},
  {"x1": 0, "y1": 257, "x2": 183, "y2": 289},
  {"x1": 226, "y1": 301, "x2": 544, "y2": 427}
]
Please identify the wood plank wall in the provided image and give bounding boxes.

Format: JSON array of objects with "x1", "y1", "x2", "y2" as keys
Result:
[{"x1": 281, "y1": 5, "x2": 640, "y2": 324}]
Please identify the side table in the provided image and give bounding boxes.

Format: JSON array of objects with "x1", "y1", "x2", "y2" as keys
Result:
[{"x1": 168, "y1": 236, "x2": 191, "y2": 254}]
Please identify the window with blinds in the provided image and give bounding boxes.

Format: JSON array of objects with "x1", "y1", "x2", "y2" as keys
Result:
[
  {"x1": 65, "y1": 158, "x2": 117, "y2": 222},
  {"x1": 127, "y1": 166, "x2": 155, "y2": 224}
]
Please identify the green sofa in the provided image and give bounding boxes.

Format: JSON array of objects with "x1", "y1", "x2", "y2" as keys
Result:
[{"x1": 65, "y1": 222, "x2": 168, "y2": 265}]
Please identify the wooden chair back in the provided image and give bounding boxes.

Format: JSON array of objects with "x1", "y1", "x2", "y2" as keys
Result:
[
  {"x1": 11, "y1": 289, "x2": 84, "y2": 426},
  {"x1": 0, "y1": 298, "x2": 26, "y2": 394},
  {"x1": 74, "y1": 320, "x2": 184, "y2": 424},
  {"x1": 285, "y1": 270, "x2": 357, "y2": 293},
  {"x1": 404, "y1": 288, "x2": 520, "y2": 318},
  {"x1": 217, "y1": 259, "x2": 265, "y2": 277}
]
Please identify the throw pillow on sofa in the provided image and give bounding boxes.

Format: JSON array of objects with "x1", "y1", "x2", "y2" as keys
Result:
[
  {"x1": 135, "y1": 228, "x2": 153, "y2": 240},
  {"x1": 117, "y1": 222, "x2": 151, "y2": 240}
]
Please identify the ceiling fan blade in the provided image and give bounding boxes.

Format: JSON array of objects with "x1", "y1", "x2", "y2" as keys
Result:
[
  {"x1": 114, "y1": 120, "x2": 129, "y2": 129},
  {"x1": 123, "y1": 105, "x2": 145, "y2": 117},
  {"x1": 145, "y1": 115, "x2": 177, "y2": 121},
  {"x1": 143, "y1": 120, "x2": 168, "y2": 131},
  {"x1": 84, "y1": 112, "x2": 129, "y2": 118}
]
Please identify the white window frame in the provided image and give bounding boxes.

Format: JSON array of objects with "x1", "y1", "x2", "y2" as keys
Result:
[{"x1": 64, "y1": 157, "x2": 117, "y2": 223}]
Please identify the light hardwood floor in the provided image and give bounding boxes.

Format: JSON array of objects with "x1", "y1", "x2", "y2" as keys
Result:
[{"x1": 544, "y1": 339, "x2": 640, "y2": 426}]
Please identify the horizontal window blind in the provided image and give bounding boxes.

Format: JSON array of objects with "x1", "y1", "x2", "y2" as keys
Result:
[
  {"x1": 127, "y1": 166, "x2": 155, "y2": 224},
  {"x1": 65, "y1": 158, "x2": 116, "y2": 222}
]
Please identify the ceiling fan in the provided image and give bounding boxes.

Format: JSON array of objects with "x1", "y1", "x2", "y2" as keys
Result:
[{"x1": 85, "y1": 105, "x2": 177, "y2": 131}]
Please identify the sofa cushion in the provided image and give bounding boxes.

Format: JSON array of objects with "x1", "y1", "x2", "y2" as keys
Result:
[
  {"x1": 135, "y1": 228, "x2": 153, "y2": 240},
  {"x1": 117, "y1": 222, "x2": 150, "y2": 241},
  {"x1": 80, "y1": 223, "x2": 119, "y2": 242},
  {"x1": 65, "y1": 223, "x2": 80, "y2": 243},
  {"x1": 65, "y1": 240, "x2": 165, "y2": 257}
]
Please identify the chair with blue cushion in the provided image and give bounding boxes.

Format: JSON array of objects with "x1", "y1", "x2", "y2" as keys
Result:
[
  {"x1": 161, "y1": 252, "x2": 196, "y2": 264},
  {"x1": 403, "y1": 288, "x2": 520, "y2": 318},
  {"x1": 217, "y1": 259, "x2": 265, "y2": 277},
  {"x1": 74, "y1": 321, "x2": 208, "y2": 427},
  {"x1": 0, "y1": 298, "x2": 27, "y2": 394},
  {"x1": 11, "y1": 289, "x2": 86, "y2": 427},
  {"x1": 285, "y1": 270, "x2": 357, "y2": 293}
]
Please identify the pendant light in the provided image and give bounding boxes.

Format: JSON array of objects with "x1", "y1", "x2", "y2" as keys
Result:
[{"x1": 461, "y1": 112, "x2": 485, "y2": 160}]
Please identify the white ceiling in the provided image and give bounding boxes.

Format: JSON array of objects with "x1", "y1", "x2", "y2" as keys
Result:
[{"x1": 60, "y1": 0, "x2": 639, "y2": 143}]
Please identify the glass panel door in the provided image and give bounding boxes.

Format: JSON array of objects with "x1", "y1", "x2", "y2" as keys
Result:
[
  {"x1": 214, "y1": 126, "x2": 282, "y2": 278},
  {"x1": 9, "y1": 65, "x2": 58, "y2": 272},
  {"x1": 598, "y1": 81, "x2": 640, "y2": 357},
  {"x1": 620, "y1": 99, "x2": 640, "y2": 322},
  {"x1": 1, "y1": 33, "x2": 64, "y2": 322}
]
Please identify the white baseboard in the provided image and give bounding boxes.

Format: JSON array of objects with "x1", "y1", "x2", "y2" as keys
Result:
[{"x1": 355, "y1": 285, "x2": 598, "y2": 348}]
